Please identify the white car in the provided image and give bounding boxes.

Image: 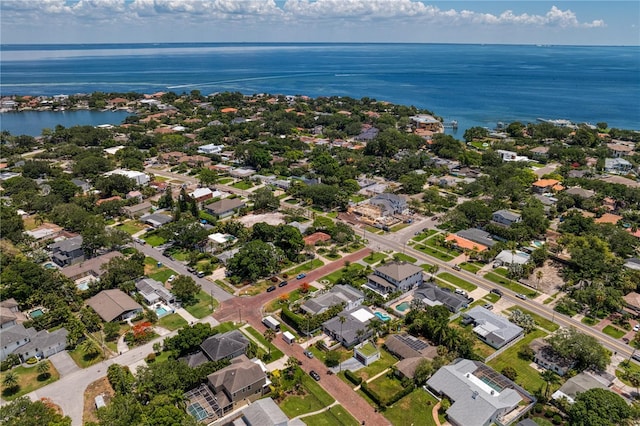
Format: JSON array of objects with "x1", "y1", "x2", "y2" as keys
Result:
[
  {"x1": 168, "y1": 275, "x2": 176, "y2": 282},
  {"x1": 634, "y1": 324, "x2": 640, "y2": 332}
]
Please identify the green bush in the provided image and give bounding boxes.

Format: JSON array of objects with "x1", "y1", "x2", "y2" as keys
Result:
[
  {"x1": 534, "y1": 404, "x2": 544, "y2": 414},
  {"x1": 345, "y1": 369, "x2": 362, "y2": 385},
  {"x1": 552, "y1": 414, "x2": 562, "y2": 425},
  {"x1": 146, "y1": 353, "x2": 156, "y2": 363},
  {"x1": 325, "y1": 351, "x2": 340, "y2": 368},
  {"x1": 26, "y1": 357, "x2": 38, "y2": 365}
]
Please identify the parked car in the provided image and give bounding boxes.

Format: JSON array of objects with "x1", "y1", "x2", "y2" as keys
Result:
[
  {"x1": 134, "y1": 238, "x2": 146, "y2": 245},
  {"x1": 296, "y1": 273, "x2": 306, "y2": 280},
  {"x1": 168, "y1": 275, "x2": 176, "y2": 282},
  {"x1": 490, "y1": 289, "x2": 503, "y2": 297},
  {"x1": 278, "y1": 280, "x2": 288, "y2": 287},
  {"x1": 453, "y1": 265, "x2": 461, "y2": 271},
  {"x1": 515, "y1": 293, "x2": 527, "y2": 300},
  {"x1": 309, "y1": 370, "x2": 321, "y2": 381},
  {"x1": 304, "y1": 350, "x2": 314, "y2": 359},
  {"x1": 634, "y1": 324, "x2": 640, "y2": 332},
  {"x1": 467, "y1": 297, "x2": 475, "y2": 303},
  {"x1": 266, "y1": 286, "x2": 276, "y2": 292},
  {"x1": 196, "y1": 271, "x2": 205, "y2": 278},
  {"x1": 483, "y1": 303, "x2": 494, "y2": 310}
]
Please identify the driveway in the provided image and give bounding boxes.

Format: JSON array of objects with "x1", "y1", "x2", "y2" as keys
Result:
[{"x1": 48, "y1": 351, "x2": 80, "y2": 378}]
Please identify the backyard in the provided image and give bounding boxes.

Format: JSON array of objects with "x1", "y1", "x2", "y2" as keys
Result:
[
  {"x1": 157, "y1": 313, "x2": 188, "y2": 331},
  {"x1": 115, "y1": 220, "x2": 148, "y2": 235},
  {"x1": 383, "y1": 388, "x2": 441, "y2": 426}
]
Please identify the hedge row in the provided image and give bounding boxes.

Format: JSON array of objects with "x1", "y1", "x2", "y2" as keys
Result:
[
  {"x1": 345, "y1": 369, "x2": 362, "y2": 385},
  {"x1": 360, "y1": 381, "x2": 415, "y2": 408}
]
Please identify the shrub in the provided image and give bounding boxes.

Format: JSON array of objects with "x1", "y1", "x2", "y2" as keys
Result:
[
  {"x1": 26, "y1": 357, "x2": 38, "y2": 365},
  {"x1": 518, "y1": 346, "x2": 535, "y2": 361},
  {"x1": 545, "y1": 409, "x2": 554, "y2": 418},
  {"x1": 534, "y1": 404, "x2": 544, "y2": 414},
  {"x1": 552, "y1": 414, "x2": 562, "y2": 425},
  {"x1": 146, "y1": 353, "x2": 156, "y2": 363},
  {"x1": 325, "y1": 351, "x2": 340, "y2": 368},
  {"x1": 345, "y1": 370, "x2": 362, "y2": 385}
]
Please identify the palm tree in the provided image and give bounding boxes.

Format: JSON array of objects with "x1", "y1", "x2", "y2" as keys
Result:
[
  {"x1": 540, "y1": 370, "x2": 559, "y2": 400},
  {"x1": 80, "y1": 338, "x2": 101, "y2": 359},
  {"x1": 37, "y1": 360, "x2": 50, "y2": 379},
  {"x1": 263, "y1": 328, "x2": 276, "y2": 357},
  {"x1": 338, "y1": 315, "x2": 346, "y2": 343},
  {"x1": 2, "y1": 371, "x2": 19, "y2": 391},
  {"x1": 536, "y1": 270, "x2": 544, "y2": 290}
]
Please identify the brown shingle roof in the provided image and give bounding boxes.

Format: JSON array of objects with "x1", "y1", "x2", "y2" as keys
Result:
[{"x1": 86, "y1": 289, "x2": 142, "y2": 322}]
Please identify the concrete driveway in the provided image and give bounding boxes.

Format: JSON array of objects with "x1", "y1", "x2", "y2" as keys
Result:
[{"x1": 48, "y1": 351, "x2": 80, "y2": 377}]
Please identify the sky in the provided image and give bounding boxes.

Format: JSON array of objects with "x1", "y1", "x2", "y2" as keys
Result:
[{"x1": 0, "y1": 0, "x2": 638, "y2": 46}]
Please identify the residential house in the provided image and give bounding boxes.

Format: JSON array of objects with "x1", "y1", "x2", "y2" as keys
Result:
[
  {"x1": 366, "y1": 262, "x2": 423, "y2": 295},
  {"x1": 24, "y1": 223, "x2": 63, "y2": 241},
  {"x1": 565, "y1": 187, "x2": 596, "y2": 199},
  {"x1": 197, "y1": 143, "x2": 224, "y2": 154},
  {"x1": 201, "y1": 330, "x2": 250, "y2": 362},
  {"x1": 303, "y1": 231, "x2": 331, "y2": 246},
  {"x1": 15, "y1": 328, "x2": 68, "y2": 363},
  {"x1": 122, "y1": 201, "x2": 153, "y2": 218},
  {"x1": 96, "y1": 195, "x2": 123, "y2": 206},
  {"x1": 456, "y1": 228, "x2": 497, "y2": 248},
  {"x1": 51, "y1": 236, "x2": 84, "y2": 267},
  {"x1": 552, "y1": 371, "x2": 614, "y2": 404},
  {"x1": 529, "y1": 338, "x2": 574, "y2": 376},
  {"x1": 322, "y1": 306, "x2": 376, "y2": 348},
  {"x1": 410, "y1": 114, "x2": 444, "y2": 133},
  {"x1": 104, "y1": 169, "x2": 150, "y2": 186},
  {"x1": 229, "y1": 168, "x2": 256, "y2": 179},
  {"x1": 413, "y1": 282, "x2": 470, "y2": 313},
  {"x1": 0, "y1": 305, "x2": 18, "y2": 330},
  {"x1": 607, "y1": 143, "x2": 634, "y2": 158},
  {"x1": 216, "y1": 248, "x2": 240, "y2": 265},
  {"x1": 492, "y1": 210, "x2": 522, "y2": 226},
  {"x1": 60, "y1": 251, "x2": 122, "y2": 284},
  {"x1": 532, "y1": 179, "x2": 562, "y2": 194},
  {"x1": 496, "y1": 150, "x2": 530, "y2": 162},
  {"x1": 288, "y1": 221, "x2": 312, "y2": 234},
  {"x1": 207, "y1": 233, "x2": 237, "y2": 252},
  {"x1": 369, "y1": 193, "x2": 407, "y2": 216},
  {"x1": 462, "y1": 306, "x2": 524, "y2": 349},
  {"x1": 159, "y1": 151, "x2": 185, "y2": 164},
  {"x1": 604, "y1": 158, "x2": 633, "y2": 174},
  {"x1": 529, "y1": 146, "x2": 549, "y2": 159},
  {"x1": 0, "y1": 324, "x2": 34, "y2": 361},
  {"x1": 623, "y1": 291, "x2": 640, "y2": 316},
  {"x1": 205, "y1": 355, "x2": 269, "y2": 415},
  {"x1": 427, "y1": 359, "x2": 534, "y2": 426},
  {"x1": 86, "y1": 289, "x2": 143, "y2": 322},
  {"x1": 300, "y1": 284, "x2": 364, "y2": 316},
  {"x1": 136, "y1": 278, "x2": 175, "y2": 305},
  {"x1": 205, "y1": 198, "x2": 246, "y2": 219},
  {"x1": 445, "y1": 234, "x2": 488, "y2": 253},
  {"x1": 126, "y1": 190, "x2": 143, "y2": 202},
  {"x1": 494, "y1": 250, "x2": 530, "y2": 267},
  {"x1": 71, "y1": 178, "x2": 91, "y2": 193},
  {"x1": 226, "y1": 397, "x2": 305, "y2": 426},
  {"x1": 385, "y1": 334, "x2": 438, "y2": 379},
  {"x1": 190, "y1": 187, "x2": 215, "y2": 203},
  {"x1": 140, "y1": 212, "x2": 173, "y2": 228},
  {"x1": 594, "y1": 213, "x2": 623, "y2": 225}
]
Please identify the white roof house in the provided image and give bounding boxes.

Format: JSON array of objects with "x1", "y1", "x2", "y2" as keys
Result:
[
  {"x1": 463, "y1": 306, "x2": 524, "y2": 349},
  {"x1": 104, "y1": 169, "x2": 149, "y2": 186},
  {"x1": 494, "y1": 250, "x2": 530, "y2": 266},
  {"x1": 197, "y1": 143, "x2": 225, "y2": 154}
]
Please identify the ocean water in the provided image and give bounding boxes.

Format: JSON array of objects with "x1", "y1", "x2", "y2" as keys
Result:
[{"x1": 1, "y1": 43, "x2": 639, "y2": 134}]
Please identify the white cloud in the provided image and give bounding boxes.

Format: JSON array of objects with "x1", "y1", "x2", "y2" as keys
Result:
[{"x1": 0, "y1": 0, "x2": 607, "y2": 28}]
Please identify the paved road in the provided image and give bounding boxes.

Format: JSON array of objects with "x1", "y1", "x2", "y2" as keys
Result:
[{"x1": 133, "y1": 240, "x2": 233, "y2": 302}]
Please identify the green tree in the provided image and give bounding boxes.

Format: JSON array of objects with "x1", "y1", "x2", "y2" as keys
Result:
[
  {"x1": 263, "y1": 328, "x2": 276, "y2": 358},
  {"x1": 198, "y1": 168, "x2": 218, "y2": 186},
  {"x1": 251, "y1": 187, "x2": 280, "y2": 212},
  {"x1": 546, "y1": 327, "x2": 610, "y2": 372},
  {"x1": 36, "y1": 361, "x2": 51, "y2": 380},
  {"x1": 80, "y1": 338, "x2": 102, "y2": 360},
  {"x1": 325, "y1": 350, "x2": 341, "y2": 368},
  {"x1": 158, "y1": 218, "x2": 209, "y2": 249},
  {"x1": 540, "y1": 370, "x2": 560, "y2": 400},
  {"x1": 94, "y1": 174, "x2": 137, "y2": 197},
  {"x1": 0, "y1": 396, "x2": 72, "y2": 426},
  {"x1": 2, "y1": 371, "x2": 19, "y2": 391},
  {"x1": 0, "y1": 203, "x2": 24, "y2": 243},
  {"x1": 463, "y1": 126, "x2": 490, "y2": 142},
  {"x1": 413, "y1": 359, "x2": 433, "y2": 386},
  {"x1": 171, "y1": 275, "x2": 201, "y2": 306},
  {"x1": 501, "y1": 366, "x2": 518, "y2": 381},
  {"x1": 568, "y1": 388, "x2": 632, "y2": 426},
  {"x1": 227, "y1": 240, "x2": 284, "y2": 282},
  {"x1": 399, "y1": 172, "x2": 428, "y2": 194},
  {"x1": 103, "y1": 322, "x2": 121, "y2": 341}
]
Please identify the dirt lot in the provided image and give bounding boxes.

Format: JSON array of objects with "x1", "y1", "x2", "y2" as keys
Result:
[
  {"x1": 520, "y1": 260, "x2": 566, "y2": 295},
  {"x1": 238, "y1": 212, "x2": 285, "y2": 227},
  {"x1": 83, "y1": 376, "x2": 114, "y2": 424}
]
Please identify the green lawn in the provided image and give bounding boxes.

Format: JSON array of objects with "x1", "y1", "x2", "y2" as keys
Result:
[
  {"x1": 487, "y1": 329, "x2": 548, "y2": 394},
  {"x1": 69, "y1": 345, "x2": 106, "y2": 368},
  {"x1": 149, "y1": 268, "x2": 176, "y2": 283},
  {"x1": 352, "y1": 348, "x2": 396, "y2": 382},
  {"x1": 242, "y1": 327, "x2": 284, "y2": 362},
  {"x1": 213, "y1": 321, "x2": 242, "y2": 334},
  {"x1": 393, "y1": 253, "x2": 418, "y2": 263},
  {"x1": 484, "y1": 293, "x2": 501, "y2": 303},
  {"x1": 142, "y1": 232, "x2": 166, "y2": 247},
  {"x1": 422, "y1": 238, "x2": 460, "y2": 256},
  {"x1": 302, "y1": 404, "x2": 359, "y2": 426},
  {"x1": 483, "y1": 272, "x2": 538, "y2": 298},
  {"x1": 349, "y1": 194, "x2": 367, "y2": 203},
  {"x1": 288, "y1": 259, "x2": 325, "y2": 275},
  {"x1": 232, "y1": 181, "x2": 253, "y2": 190},
  {"x1": 265, "y1": 286, "x2": 318, "y2": 312},
  {"x1": 0, "y1": 362, "x2": 60, "y2": 400},
  {"x1": 157, "y1": 313, "x2": 188, "y2": 331},
  {"x1": 507, "y1": 306, "x2": 560, "y2": 332},
  {"x1": 581, "y1": 317, "x2": 599, "y2": 326},
  {"x1": 363, "y1": 252, "x2": 387, "y2": 265},
  {"x1": 414, "y1": 245, "x2": 455, "y2": 261},
  {"x1": 603, "y1": 325, "x2": 626, "y2": 339},
  {"x1": 437, "y1": 272, "x2": 477, "y2": 292},
  {"x1": 184, "y1": 290, "x2": 217, "y2": 319},
  {"x1": 366, "y1": 374, "x2": 404, "y2": 396},
  {"x1": 115, "y1": 221, "x2": 147, "y2": 235},
  {"x1": 218, "y1": 177, "x2": 234, "y2": 184},
  {"x1": 320, "y1": 264, "x2": 365, "y2": 285},
  {"x1": 390, "y1": 223, "x2": 410, "y2": 232},
  {"x1": 384, "y1": 388, "x2": 440, "y2": 426},
  {"x1": 280, "y1": 370, "x2": 336, "y2": 418},
  {"x1": 459, "y1": 261, "x2": 483, "y2": 273},
  {"x1": 214, "y1": 279, "x2": 236, "y2": 295}
]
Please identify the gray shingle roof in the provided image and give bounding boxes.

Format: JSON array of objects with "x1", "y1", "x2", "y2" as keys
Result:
[
  {"x1": 464, "y1": 306, "x2": 523, "y2": 348},
  {"x1": 414, "y1": 282, "x2": 469, "y2": 312},
  {"x1": 301, "y1": 284, "x2": 363, "y2": 315},
  {"x1": 200, "y1": 329, "x2": 249, "y2": 361},
  {"x1": 374, "y1": 262, "x2": 422, "y2": 282},
  {"x1": 456, "y1": 228, "x2": 496, "y2": 248}
]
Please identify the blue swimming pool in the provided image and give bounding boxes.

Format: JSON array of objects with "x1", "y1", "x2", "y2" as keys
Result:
[
  {"x1": 43, "y1": 262, "x2": 56, "y2": 269},
  {"x1": 29, "y1": 308, "x2": 44, "y2": 318},
  {"x1": 396, "y1": 302, "x2": 411, "y2": 312},
  {"x1": 374, "y1": 312, "x2": 391, "y2": 322},
  {"x1": 155, "y1": 306, "x2": 171, "y2": 318}
]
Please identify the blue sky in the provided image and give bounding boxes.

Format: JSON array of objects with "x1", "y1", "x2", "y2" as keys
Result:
[{"x1": 1, "y1": 1, "x2": 638, "y2": 45}]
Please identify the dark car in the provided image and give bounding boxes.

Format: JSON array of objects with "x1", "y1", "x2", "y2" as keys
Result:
[
  {"x1": 278, "y1": 280, "x2": 288, "y2": 287},
  {"x1": 309, "y1": 370, "x2": 321, "y2": 381},
  {"x1": 467, "y1": 297, "x2": 475, "y2": 303},
  {"x1": 266, "y1": 286, "x2": 276, "y2": 292},
  {"x1": 490, "y1": 288, "x2": 503, "y2": 297}
]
